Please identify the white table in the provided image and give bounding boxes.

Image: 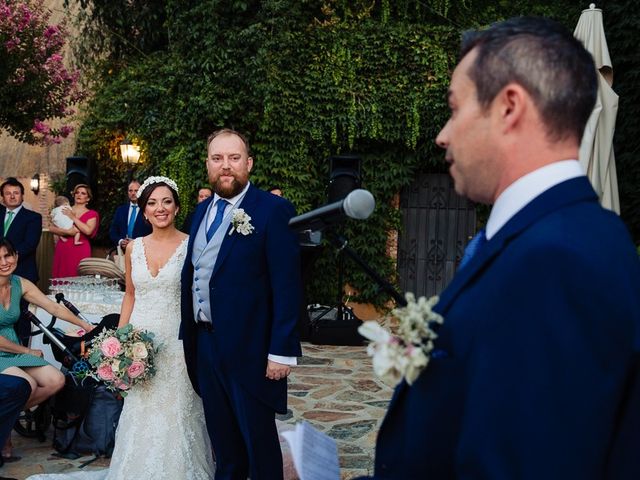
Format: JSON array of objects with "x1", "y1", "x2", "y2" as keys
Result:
[{"x1": 31, "y1": 294, "x2": 123, "y2": 369}]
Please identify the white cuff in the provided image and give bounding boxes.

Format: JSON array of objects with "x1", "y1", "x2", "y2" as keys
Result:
[{"x1": 268, "y1": 354, "x2": 297, "y2": 366}]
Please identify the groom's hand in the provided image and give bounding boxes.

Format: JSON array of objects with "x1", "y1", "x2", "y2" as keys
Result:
[{"x1": 266, "y1": 360, "x2": 291, "y2": 381}]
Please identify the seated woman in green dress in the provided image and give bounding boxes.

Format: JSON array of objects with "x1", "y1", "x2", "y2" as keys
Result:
[{"x1": 0, "y1": 238, "x2": 94, "y2": 409}]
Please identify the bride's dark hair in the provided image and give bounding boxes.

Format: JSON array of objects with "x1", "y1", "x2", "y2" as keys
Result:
[{"x1": 137, "y1": 181, "x2": 181, "y2": 221}]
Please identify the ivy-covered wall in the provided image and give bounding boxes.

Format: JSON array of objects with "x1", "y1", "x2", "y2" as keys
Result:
[{"x1": 70, "y1": 0, "x2": 595, "y2": 306}]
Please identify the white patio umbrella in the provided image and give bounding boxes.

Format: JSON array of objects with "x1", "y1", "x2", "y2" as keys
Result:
[{"x1": 574, "y1": 3, "x2": 620, "y2": 214}]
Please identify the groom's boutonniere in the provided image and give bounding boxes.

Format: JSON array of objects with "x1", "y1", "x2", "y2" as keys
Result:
[
  {"x1": 358, "y1": 293, "x2": 443, "y2": 386},
  {"x1": 229, "y1": 209, "x2": 254, "y2": 236}
]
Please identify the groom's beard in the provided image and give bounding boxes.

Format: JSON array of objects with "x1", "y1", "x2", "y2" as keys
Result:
[{"x1": 213, "y1": 175, "x2": 247, "y2": 199}]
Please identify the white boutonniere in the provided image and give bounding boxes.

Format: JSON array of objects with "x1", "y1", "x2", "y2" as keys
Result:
[
  {"x1": 358, "y1": 293, "x2": 443, "y2": 386},
  {"x1": 229, "y1": 209, "x2": 255, "y2": 236}
]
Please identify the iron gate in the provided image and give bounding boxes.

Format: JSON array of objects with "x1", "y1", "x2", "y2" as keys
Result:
[{"x1": 398, "y1": 173, "x2": 476, "y2": 298}]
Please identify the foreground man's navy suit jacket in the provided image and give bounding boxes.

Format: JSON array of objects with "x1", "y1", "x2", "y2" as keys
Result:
[{"x1": 370, "y1": 177, "x2": 640, "y2": 479}]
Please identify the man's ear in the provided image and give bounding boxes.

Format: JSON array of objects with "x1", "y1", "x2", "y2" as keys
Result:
[
  {"x1": 247, "y1": 157, "x2": 254, "y2": 173},
  {"x1": 495, "y1": 83, "x2": 528, "y2": 133}
]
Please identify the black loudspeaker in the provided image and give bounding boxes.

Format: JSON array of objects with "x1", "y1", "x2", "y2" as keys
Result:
[
  {"x1": 65, "y1": 156, "x2": 92, "y2": 196},
  {"x1": 327, "y1": 155, "x2": 361, "y2": 203}
]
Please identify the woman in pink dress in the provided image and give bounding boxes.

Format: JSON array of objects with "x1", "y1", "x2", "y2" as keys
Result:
[{"x1": 50, "y1": 184, "x2": 100, "y2": 278}]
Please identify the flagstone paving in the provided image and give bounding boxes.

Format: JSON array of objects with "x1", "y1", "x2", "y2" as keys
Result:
[{"x1": 2, "y1": 343, "x2": 392, "y2": 479}]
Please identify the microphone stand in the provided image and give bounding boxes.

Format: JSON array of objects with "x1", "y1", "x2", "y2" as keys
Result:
[{"x1": 327, "y1": 232, "x2": 407, "y2": 308}]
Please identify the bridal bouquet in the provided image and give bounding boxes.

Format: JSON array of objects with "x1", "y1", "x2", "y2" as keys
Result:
[
  {"x1": 358, "y1": 293, "x2": 443, "y2": 387},
  {"x1": 87, "y1": 324, "x2": 159, "y2": 396}
]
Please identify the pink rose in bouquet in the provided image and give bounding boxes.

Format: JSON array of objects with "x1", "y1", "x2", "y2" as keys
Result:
[
  {"x1": 96, "y1": 363, "x2": 115, "y2": 381},
  {"x1": 100, "y1": 337, "x2": 122, "y2": 357},
  {"x1": 128, "y1": 361, "x2": 145, "y2": 378}
]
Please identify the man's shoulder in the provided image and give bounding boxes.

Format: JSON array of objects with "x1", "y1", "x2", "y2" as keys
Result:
[
  {"x1": 19, "y1": 206, "x2": 42, "y2": 221},
  {"x1": 113, "y1": 203, "x2": 129, "y2": 216}
]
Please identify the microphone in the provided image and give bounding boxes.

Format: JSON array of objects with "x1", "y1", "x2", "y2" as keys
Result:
[
  {"x1": 288, "y1": 189, "x2": 375, "y2": 232},
  {"x1": 55, "y1": 293, "x2": 92, "y2": 324}
]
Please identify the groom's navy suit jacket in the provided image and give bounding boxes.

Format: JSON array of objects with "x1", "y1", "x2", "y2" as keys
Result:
[
  {"x1": 180, "y1": 184, "x2": 302, "y2": 413},
  {"x1": 0, "y1": 205, "x2": 42, "y2": 282},
  {"x1": 370, "y1": 177, "x2": 640, "y2": 479}
]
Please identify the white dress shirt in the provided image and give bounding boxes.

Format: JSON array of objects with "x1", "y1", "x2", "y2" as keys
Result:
[{"x1": 486, "y1": 160, "x2": 584, "y2": 240}]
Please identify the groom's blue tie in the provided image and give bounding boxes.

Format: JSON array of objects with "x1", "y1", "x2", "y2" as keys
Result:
[
  {"x1": 459, "y1": 228, "x2": 487, "y2": 270},
  {"x1": 206, "y1": 199, "x2": 228, "y2": 242}
]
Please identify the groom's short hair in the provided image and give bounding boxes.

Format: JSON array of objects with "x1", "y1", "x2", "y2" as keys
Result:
[{"x1": 206, "y1": 128, "x2": 251, "y2": 157}]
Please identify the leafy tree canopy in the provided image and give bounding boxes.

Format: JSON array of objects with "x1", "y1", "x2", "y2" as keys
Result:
[{"x1": 0, "y1": 0, "x2": 83, "y2": 144}]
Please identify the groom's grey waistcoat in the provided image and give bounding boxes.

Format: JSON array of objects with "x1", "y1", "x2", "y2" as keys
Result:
[{"x1": 191, "y1": 200, "x2": 233, "y2": 323}]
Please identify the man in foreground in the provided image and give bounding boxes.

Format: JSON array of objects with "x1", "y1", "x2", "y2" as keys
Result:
[{"x1": 368, "y1": 16, "x2": 640, "y2": 479}]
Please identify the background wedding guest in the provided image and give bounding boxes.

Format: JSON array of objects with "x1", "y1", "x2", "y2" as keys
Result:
[
  {"x1": 49, "y1": 184, "x2": 99, "y2": 278},
  {"x1": 196, "y1": 186, "x2": 212, "y2": 203},
  {"x1": 268, "y1": 186, "x2": 283, "y2": 197},
  {"x1": 363, "y1": 16, "x2": 640, "y2": 479},
  {"x1": 0, "y1": 239, "x2": 93, "y2": 462},
  {"x1": 181, "y1": 186, "x2": 213, "y2": 233},
  {"x1": 109, "y1": 180, "x2": 151, "y2": 250},
  {"x1": 0, "y1": 178, "x2": 42, "y2": 345}
]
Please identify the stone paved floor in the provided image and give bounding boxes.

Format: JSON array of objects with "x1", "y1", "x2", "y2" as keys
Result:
[{"x1": 2, "y1": 343, "x2": 392, "y2": 479}]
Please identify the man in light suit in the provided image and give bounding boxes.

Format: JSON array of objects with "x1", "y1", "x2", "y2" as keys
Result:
[
  {"x1": 367, "y1": 17, "x2": 640, "y2": 479},
  {"x1": 0, "y1": 177, "x2": 42, "y2": 343},
  {"x1": 180, "y1": 129, "x2": 302, "y2": 480},
  {"x1": 109, "y1": 179, "x2": 151, "y2": 249}
]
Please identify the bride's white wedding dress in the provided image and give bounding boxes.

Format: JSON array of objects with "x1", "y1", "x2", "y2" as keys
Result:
[{"x1": 28, "y1": 238, "x2": 215, "y2": 480}]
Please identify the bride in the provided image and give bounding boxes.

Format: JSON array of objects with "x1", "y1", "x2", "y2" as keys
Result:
[{"x1": 29, "y1": 176, "x2": 215, "y2": 479}]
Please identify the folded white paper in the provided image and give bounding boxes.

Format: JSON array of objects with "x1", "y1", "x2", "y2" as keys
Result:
[{"x1": 281, "y1": 421, "x2": 340, "y2": 480}]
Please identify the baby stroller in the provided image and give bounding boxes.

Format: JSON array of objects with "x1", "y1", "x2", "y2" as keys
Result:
[{"x1": 16, "y1": 295, "x2": 122, "y2": 459}]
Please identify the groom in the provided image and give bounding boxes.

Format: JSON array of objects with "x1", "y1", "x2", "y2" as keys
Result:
[{"x1": 180, "y1": 128, "x2": 302, "y2": 479}]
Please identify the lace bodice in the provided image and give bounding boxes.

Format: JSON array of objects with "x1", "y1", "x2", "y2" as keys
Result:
[{"x1": 128, "y1": 238, "x2": 187, "y2": 345}]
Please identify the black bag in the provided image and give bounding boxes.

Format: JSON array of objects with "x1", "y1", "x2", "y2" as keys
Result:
[
  {"x1": 307, "y1": 304, "x2": 365, "y2": 346},
  {"x1": 52, "y1": 375, "x2": 123, "y2": 458}
]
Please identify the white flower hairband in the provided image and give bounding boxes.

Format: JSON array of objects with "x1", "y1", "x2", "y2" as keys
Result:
[{"x1": 137, "y1": 176, "x2": 179, "y2": 198}]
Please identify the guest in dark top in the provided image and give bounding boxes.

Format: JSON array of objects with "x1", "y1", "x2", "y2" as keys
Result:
[
  {"x1": 0, "y1": 177, "x2": 42, "y2": 344},
  {"x1": 181, "y1": 187, "x2": 212, "y2": 233},
  {"x1": 109, "y1": 180, "x2": 151, "y2": 249}
]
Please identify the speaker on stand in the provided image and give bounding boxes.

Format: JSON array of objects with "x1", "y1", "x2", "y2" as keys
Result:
[
  {"x1": 307, "y1": 154, "x2": 365, "y2": 346},
  {"x1": 327, "y1": 155, "x2": 362, "y2": 203}
]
